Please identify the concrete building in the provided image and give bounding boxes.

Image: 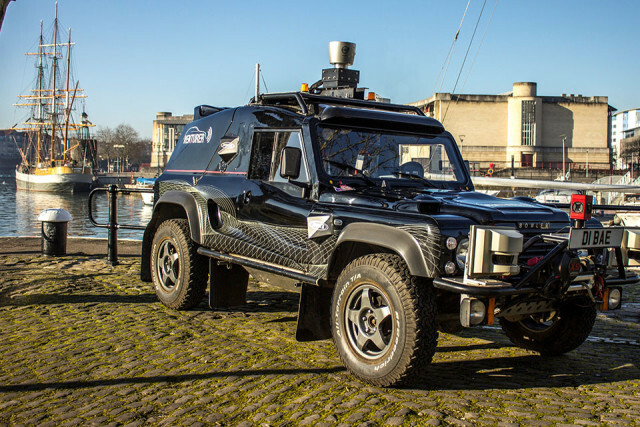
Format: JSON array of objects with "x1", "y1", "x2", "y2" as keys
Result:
[
  {"x1": 150, "y1": 112, "x2": 193, "y2": 169},
  {"x1": 409, "y1": 83, "x2": 614, "y2": 175},
  {"x1": 611, "y1": 108, "x2": 640, "y2": 169}
]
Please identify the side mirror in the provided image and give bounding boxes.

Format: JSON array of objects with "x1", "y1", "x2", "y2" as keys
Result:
[{"x1": 280, "y1": 147, "x2": 302, "y2": 180}]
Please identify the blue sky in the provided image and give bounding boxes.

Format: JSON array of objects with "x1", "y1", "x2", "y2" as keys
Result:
[{"x1": 1, "y1": 0, "x2": 639, "y2": 139}]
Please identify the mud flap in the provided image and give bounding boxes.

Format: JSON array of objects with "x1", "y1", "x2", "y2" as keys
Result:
[
  {"x1": 296, "y1": 283, "x2": 332, "y2": 341},
  {"x1": 209, "y1": 259, "x2": 249, "y2": 309}
]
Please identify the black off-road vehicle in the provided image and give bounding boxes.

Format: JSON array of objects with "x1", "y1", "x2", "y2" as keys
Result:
[{"x1": 141, "y1": 43, "x2": 637, "y2": 386}]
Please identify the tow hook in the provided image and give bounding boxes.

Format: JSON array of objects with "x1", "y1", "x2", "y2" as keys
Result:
[{"x1": 580, "y1": 281, "x2": 597, "y2": 303}]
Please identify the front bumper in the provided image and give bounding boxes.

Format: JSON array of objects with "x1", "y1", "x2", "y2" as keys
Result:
[{"x1": 433, "y1": 271, "x2": 639, "y2": 298}]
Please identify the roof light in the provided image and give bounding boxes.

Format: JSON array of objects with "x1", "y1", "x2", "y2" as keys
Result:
[
  {"x1": 367, "y1": 92, "x2": 376, "y2": 100},
  {"x1": 300, "y1": 83, "x2": 309, "y2": 92}
]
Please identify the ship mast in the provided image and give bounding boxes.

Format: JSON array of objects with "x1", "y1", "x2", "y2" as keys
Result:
[
  {"x1": 63, "y1": 27, "x2": 71, "y2": 161},
  {"x1": 50, "y1": 2, "x2": 58, "y2": 164},
  {"x1": 36, "y1": 20, "x2": 44, "y2": 165}
]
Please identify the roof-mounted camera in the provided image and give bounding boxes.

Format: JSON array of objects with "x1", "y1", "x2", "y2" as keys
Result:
[{"x1": 310, "y1": 41, "x2": 365, "y2": 99}]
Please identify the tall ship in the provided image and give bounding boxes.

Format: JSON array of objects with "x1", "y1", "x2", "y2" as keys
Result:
[{"x1": 13, "y1": 4, "x2": 96, "y2": 192}]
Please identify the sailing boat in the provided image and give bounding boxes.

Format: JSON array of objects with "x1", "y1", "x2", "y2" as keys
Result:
[{"x1": 14, "y1": 4, "x2": 95, "y2": 192}]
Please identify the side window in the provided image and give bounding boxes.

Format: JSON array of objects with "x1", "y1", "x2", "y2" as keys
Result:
[{"x1": 248, "y1": 130, "x2": 309, "y2": 195}]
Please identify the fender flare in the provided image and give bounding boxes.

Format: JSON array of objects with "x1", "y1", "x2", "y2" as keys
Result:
[
  {"x1": 141, "y1": 190, "x2": 203, "y2": 282},
  {"x1": 154, "y1": 190, "x2": 203, "y2": 243},
  {"x1": 332, "y1": 222, "x2": 430, "y2": 277}
]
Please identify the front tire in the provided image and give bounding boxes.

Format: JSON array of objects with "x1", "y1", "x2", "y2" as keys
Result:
[
  {"x1": 500, "y1": 301, "x2": 596, "y2": 356},
  {"x1": 331, "y1": 254, "x2": 438, "y2": 387},
  {"x1": 151, "y1": 219, "x2": 208, "y2": 310}
]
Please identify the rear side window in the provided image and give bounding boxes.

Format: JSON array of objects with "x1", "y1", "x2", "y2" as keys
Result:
[{"x1": 248, "y1": 132, "x2": 276, "y2": 180}]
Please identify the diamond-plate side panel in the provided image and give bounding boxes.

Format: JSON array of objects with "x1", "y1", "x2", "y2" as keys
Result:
[{"x1": 158, "y1": 180, "x2": 335, "y2": 277}]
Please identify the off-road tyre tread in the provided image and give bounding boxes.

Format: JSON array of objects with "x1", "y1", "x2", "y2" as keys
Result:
[
  {"x1": 152, "y1": 219, "x2": 208, "y2": 310},
  {"x1": 333, "y1": 253, "x2": 438, "y2": 387},
  {"x1": 500, "y1": 302, "x2": 596, "y2": 356}
]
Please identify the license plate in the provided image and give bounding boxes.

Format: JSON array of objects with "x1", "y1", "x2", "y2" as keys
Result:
[{"x1": 568, "y1": 227, "x2": 624, "y2": 249}]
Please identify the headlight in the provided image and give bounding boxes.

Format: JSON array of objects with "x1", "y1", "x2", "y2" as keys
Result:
[
  {"x1": 446, "y1": 236, "x2": 458, "y2": 250},
  {"x1": 467, "y1": 226, "x2": 523, "y2": 277},
  {"x1": 608, "y1": 288, "x2": 622, "y2": 310},
  {"x1": 456, "y1": 238, "x2": 469, "y2": 270}
]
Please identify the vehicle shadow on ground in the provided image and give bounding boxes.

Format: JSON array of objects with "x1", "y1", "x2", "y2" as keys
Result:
[
  {"x1": 0, "y1": 292, "x2": 158, "y2": 306},
  {"x1": 0, "y1": 348, "x2": 637, "y2": 393},
  {"x1": 0, "y1": 366, "x2": 346, "y2": 393},
  {"x1": 410, "y1": 348, "x2": 640, "y2": 391},
  {"x1": 190, "y1": 290, "x2": 300, "y2": 314},
  {"x1": 436, "y1": 342, "x2": 507, "y2": 352}
]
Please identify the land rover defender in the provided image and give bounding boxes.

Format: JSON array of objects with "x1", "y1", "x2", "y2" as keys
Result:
[{"x1": 141, "y1": 42, "x2": 638, "y2": 386}]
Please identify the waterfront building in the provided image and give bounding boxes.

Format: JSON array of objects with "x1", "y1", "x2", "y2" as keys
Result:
[
  {"x1": 150, "y1": 112, "x2": 193, "y2": 170},
  {"x1": 409, "y1": 82, "x2": 613, "y2": 174},
  {"x1": 611, "y1": 108, "x2": 640, "y2": 169}
]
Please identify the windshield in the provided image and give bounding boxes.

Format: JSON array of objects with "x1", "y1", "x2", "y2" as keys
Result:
[{"x1": 316, "y1": 125, "x2": 466, "y2": 186}]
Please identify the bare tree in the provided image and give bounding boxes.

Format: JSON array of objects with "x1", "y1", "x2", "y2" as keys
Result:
[{"x1": 95, "y1": 124, "x2": 145, "y2": 171}]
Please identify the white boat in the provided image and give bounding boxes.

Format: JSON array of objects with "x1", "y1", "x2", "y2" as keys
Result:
[
  {"x1": 141, "y1": 191, "x2": 154, "y2": 205},
  {"x1": 135, "y1": 177, "x2": 156, "y2": 205},
  {"x1": 16, "y1": 165, "x2": 93, "y2": 193},
  {"x1": 534, "y1": 189, "x2": 578, "y2": 204}
]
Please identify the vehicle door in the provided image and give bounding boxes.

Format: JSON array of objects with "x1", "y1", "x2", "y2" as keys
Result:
[{"x1": 235, "y1": 129, "x2": 318, "y2": 270}]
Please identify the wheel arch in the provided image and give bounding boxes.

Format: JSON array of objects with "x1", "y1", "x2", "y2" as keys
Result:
[
  {"x1": 327, "y1": 223, "x2": 431, "y2": 282},
  {"x1": 140, "y1": 191, "x2": 202, "y2": 282},
  {"x1": 298, "y1": 223, "x2": 433, "y2": 342}
]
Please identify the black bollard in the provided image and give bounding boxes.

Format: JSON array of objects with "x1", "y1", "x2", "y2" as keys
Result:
[
  {"x1": 107, "y1": 184, "x2": 118, "y2": 266},
  {"x1": 38, "y1": 209, "x2": 72, "y2": 256}
]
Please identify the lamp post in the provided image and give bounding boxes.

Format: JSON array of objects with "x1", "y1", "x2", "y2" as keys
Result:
[
  {"x1": 586, "y1": 149, "x2": 589, "y2": 178},
  {"x1": 114, "y1": 144, "x2": 124, "y2": 173},
  {"x1": 560, "y1": 134, "x2": 567, "y2": 181}
]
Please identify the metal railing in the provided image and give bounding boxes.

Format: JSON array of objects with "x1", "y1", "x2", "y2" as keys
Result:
[{"x1": 88, "y1": 185, "x2": 153, "y2": 266}]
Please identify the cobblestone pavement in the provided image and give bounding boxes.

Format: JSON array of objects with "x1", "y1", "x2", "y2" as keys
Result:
[{"x1": 0, "y1": 239, "x2": 639, "y2": 426}]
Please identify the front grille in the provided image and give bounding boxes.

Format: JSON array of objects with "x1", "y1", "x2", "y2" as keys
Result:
[
  {"x1": 513, "y1": 225, "x2": 567, "y2": 267},
  {"x1": 519, "y1": 235, "x2": 557, "y2": 264}
]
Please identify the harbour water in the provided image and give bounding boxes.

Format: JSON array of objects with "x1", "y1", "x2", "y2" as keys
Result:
[{"x1": 0, "y1": 171, "x2": 151, "y2": 240}]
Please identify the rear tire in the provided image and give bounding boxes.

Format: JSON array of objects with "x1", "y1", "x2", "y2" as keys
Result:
[
  {"x1": 151, "y1": 219, "x2": 208, "y2": 310},
  {"x1": 500, "y1": 301, "x2": 596, "y2": 356},
  {"x1": 331, "y1": 254, "x2": 438, "y2": 387}
]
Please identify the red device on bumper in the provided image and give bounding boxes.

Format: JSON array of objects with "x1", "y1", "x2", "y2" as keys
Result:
[{"x1": 570, "y1": 194, "x2": 593, "y2": 221}]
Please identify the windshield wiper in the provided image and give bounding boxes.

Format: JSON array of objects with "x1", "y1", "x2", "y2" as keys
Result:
[
  {"x1": 390, "y1": 170, "x2": 438, "y2": 188},
  {"x1": 324, "y1": 159, "x2": 377, "y2": 187}
]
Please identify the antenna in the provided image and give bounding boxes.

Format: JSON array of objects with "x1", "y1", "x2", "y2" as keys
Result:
[{"x1": 255, "y1": 63, "x2": 260, "y2": 102}]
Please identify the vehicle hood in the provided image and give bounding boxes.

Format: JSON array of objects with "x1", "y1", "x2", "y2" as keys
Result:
[
  {"x1": 426, "y1": 191, "x2": 568, "y2": 224},
  {"x1": 320, "y1": 187, "x2": 569, "y2": 225}
]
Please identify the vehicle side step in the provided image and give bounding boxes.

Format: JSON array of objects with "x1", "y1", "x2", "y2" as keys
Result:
[{"x1": 197, "y1": 247, "x2": 319, "y2": 285}]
